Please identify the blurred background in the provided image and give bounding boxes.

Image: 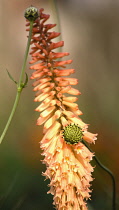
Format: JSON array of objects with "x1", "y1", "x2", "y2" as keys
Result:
[{"x1": 0, "y1": 0, "x2": 119, "y2": 209}]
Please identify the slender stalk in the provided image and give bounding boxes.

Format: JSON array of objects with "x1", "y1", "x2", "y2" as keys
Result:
[
  {"x1": 0, "y1": 21, "x2": 33, "y2": 144},
  {"x1": 18, "y1": 21, "x2": 33, "y2": 87},
  {"x1": 82, "y1": 140, "x2": 116, "y2": 210}
]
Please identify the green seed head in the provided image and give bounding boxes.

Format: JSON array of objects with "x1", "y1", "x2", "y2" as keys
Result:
[
  {"x1": 24, "y1": 6, "x2": 39, "y2": 21},
  {"x1": 63, "y1": 124, "x2": 83, "y2": 145}
]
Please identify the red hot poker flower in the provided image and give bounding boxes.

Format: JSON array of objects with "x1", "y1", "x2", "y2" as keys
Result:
[{"x1": 26, "y1": 8, "x2": 97, "y2": 210}]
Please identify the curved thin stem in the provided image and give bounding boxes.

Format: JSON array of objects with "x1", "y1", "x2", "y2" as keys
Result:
[
  {"x1": 0, "y1": 21, "x2": 33, "y2": 144},
  {"x1": 18, "y1": 21, "x2": 33, "y2": 87},
  {"x1": 82, "y1": 140, "x2": 116, "y2": 210}
]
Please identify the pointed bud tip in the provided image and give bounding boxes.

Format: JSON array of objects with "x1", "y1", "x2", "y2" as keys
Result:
[{"x1": 24, "y1": 6, "x2": 39, "y2": 21}]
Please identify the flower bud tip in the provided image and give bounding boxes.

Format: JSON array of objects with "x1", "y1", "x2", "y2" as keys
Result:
[{"x1": 24, "y1": 6, "x2": 39, "y2": 21}]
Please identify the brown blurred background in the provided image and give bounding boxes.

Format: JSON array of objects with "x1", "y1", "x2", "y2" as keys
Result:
[{"x1": 0, "y1": 0, "x2": 119, "y2": 209}]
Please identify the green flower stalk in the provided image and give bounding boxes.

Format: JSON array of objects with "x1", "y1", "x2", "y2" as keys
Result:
[{"x1": 0, "y1": 6, "x2": 39, "y2": 144}]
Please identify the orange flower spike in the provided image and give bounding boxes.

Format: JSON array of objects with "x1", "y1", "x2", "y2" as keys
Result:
[{"x1": 27, "y1": 7, "x2": 97, "y2": 210}]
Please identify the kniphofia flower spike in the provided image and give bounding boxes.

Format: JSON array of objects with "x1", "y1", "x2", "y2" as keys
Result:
[{"x1": 26, "y1": 8, "x2": 97, "y2": 210}]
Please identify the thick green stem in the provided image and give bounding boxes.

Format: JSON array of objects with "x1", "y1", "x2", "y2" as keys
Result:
[
  {"x1": 0, "y1": 21, "x2": 33, "y2": 144},
  {"x1": 0, "y1": 92, "x2": 20, "y2": 144}
]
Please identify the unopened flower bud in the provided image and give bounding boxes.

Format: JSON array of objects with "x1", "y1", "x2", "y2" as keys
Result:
[{"x1": 24, "y1": 6, "x2": 39, "y2": 21}]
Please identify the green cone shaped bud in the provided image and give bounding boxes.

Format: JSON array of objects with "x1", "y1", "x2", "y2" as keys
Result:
[
  {"x1": 24, "y1": 6, "x2": 39, "y2": 21},
  {"x1": 63, "y1": 124, "x2": 83, "y2": 145}
]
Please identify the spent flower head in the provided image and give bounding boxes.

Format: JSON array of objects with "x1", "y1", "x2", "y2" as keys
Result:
[{"x1": 26, "y1": 8, "x2": 97, "y2": 210}]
